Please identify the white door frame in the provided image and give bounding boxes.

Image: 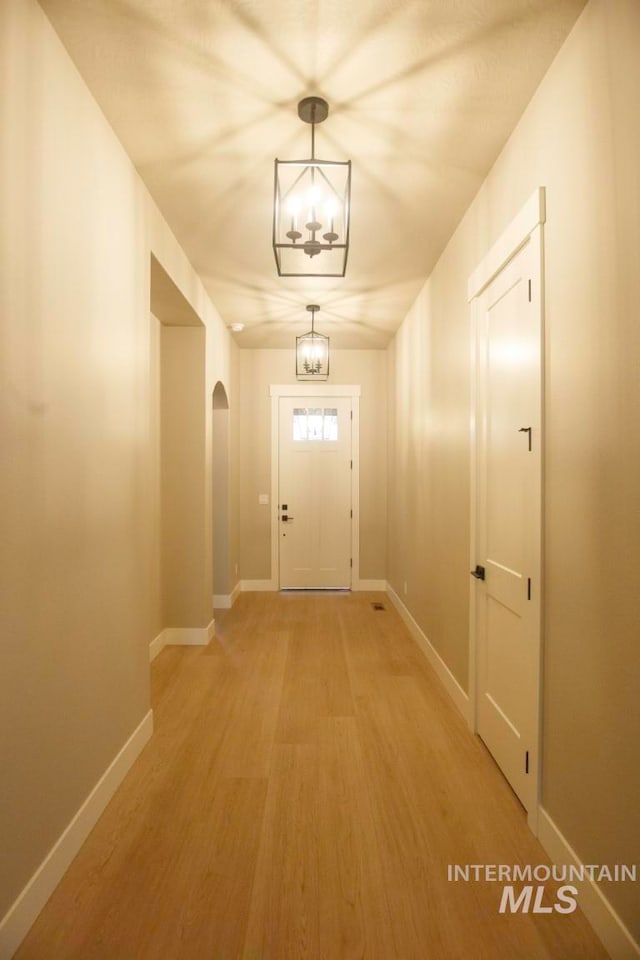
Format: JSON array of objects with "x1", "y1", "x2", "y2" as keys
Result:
[
  {"x1": 467, "y1": 187, "x2": 545, "y2": 835},
  {"x1": 269, "y1": 384, "x2": 361, "y2": 590}
]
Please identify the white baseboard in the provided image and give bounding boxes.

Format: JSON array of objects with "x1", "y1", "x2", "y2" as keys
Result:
[
  {"x1": 149, "y1": 631, "x2": 166, "y2": 662},
  {"x1": 538, "y1": 808, "x2": 640, "y2": 960},
  {"x1": 162, "y1": 619, "x2": 215, "y2": 647},
  {"x1": 212, "y1": 582, "x2": 241, "y2": 610},
  {"x1": 240, "y1": 579, "x2": 277, "y2": 592},
  {"x1": 386, "y1": 584, "x2": 472, "y2": 725},
  {"x1": 0, "y1": 710, "x2": 153, "y2": 960},
  {"x1": 150, "y1": 621, "x2": 215, "y2": 659},
  {"x1": 353, "y1": 579, "x2": 387, "y2": 591}
]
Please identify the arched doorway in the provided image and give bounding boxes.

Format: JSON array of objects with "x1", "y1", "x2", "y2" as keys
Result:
[{"x1": 212, "y1": 381, "x2": 231, "y2": 606}]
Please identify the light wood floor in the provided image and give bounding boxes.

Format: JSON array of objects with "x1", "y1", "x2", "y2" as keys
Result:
[{"x1": 16, "y1": 592, "x2": 609, "y2": 959}]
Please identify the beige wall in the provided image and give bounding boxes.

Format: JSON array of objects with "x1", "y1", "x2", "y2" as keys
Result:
[
  {"x1": 149, "y1": 314, "x2": 163, "y2": 640},
  {"x1": 387, "y1": 0, "x2": 640, "y2": 938},
  {"x1": 228, "y1": 341, "x2": 241, "y2": 594},
  {"x1": 0, "y1": 0, "x2": 232, "y2": 925},
  {"x1": 239, "y1": 350, "x2": 387, "y2": 583},
  {"x1": 161, "y1": 326, "x2": 208, "y2": 626}
]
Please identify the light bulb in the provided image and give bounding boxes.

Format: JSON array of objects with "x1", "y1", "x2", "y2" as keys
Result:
[
  {"x1": 285, "y1": 195, "x2": 302, "y2": 241},
  {"x1": 324, "y1": 198, "x2": 337, "y2": 221},
  {"x1": 308, "y1": 185, "x2": 322, "y2": 208}
]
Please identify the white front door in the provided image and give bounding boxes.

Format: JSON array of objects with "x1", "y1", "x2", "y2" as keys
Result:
[
  {"x1": 278, "y1": 397, "x2": 352, "y2": 588},
  {"x1": 472, "y1": 234, "x2": 542, "y2": 813}
]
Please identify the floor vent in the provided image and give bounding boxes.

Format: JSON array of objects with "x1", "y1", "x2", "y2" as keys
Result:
[{"x1": 371, "y1": 602, "x2": 386, "y2": 611}]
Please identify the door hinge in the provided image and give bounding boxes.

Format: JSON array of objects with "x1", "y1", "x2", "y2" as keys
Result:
[
  {"x1": 527, "y1": 577, "x2": 531, "y2": 600},
  {"x1": 525, "y1": 750, "x2": 530, "y2": 774},
  {"x1": 350, "y1": 459, "x2": 353, "y2": 469},
  {"x1": 528, "y1": 278, "x2": 532, "y2": 302},
  {"x1": 350, "y1": 509, "x2": 353, "y2": 518},
  {"x1": 350, "y1": 410, "x2": 353, "y2": 420},
  {"x1": 350, "y1": 558, "x2": 353, "y2": 567}
]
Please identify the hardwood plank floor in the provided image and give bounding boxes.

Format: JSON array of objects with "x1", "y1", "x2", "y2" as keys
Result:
[{"x1": 15, "y1": 592, "x2": 609, "y2": 959}]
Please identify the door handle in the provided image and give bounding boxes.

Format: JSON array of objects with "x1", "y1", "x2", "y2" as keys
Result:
[
  {"x1": 281, "y1": 514, "x2": 294, "y2": 522},
  {"x1": 471, "y1": 564, "x2": 485, "y2": 580},
  {"x1": 518, "y1": 426, "x2": 532, "y2": 451}
]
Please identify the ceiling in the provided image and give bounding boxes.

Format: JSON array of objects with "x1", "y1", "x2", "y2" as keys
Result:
[{"x1": 39, "y1": 0, "x2": 585, "y2": 348}]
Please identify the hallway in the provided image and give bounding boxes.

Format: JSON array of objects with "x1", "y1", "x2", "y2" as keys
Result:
[{"x1": 16, "y1": 593, "x2": 607, "y2": 959}]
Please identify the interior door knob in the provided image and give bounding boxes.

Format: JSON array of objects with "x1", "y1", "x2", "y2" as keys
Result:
[{"x1": 471, "y1": 564, "x2": 486, "y2": 580}]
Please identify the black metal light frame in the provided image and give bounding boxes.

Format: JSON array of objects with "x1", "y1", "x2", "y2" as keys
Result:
[
  {"x1": 273, "y1": 97, "x2": 351, "y2": 278},
  {"x1": 296, "y1": 305, "x2": 330, "y2": 381}
]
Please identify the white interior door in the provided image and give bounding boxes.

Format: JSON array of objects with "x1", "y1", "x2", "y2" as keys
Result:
[
  {"x1": 472, "y1": 234, "x2": 542, "y2": 813},
  {"x1": 278, "y1": 397, "x2": 352, "y2": 588}
]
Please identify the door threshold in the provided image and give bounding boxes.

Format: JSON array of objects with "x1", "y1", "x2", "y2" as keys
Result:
[{"x1": 279, "y1": 588, "x2": 351, "y2": 595}]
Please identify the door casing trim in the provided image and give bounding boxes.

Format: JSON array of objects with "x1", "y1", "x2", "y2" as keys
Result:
[{"x1": 269, "y1": 384, "x2": 361, "y2": 591}]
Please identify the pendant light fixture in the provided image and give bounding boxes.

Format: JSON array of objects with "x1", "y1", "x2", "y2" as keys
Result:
[
  {"x1": 296, "y1": 305, "x2": 329, "y2": 380},
  {"x1": 273, "y1": 97, "x2": 351, "y2": 277}
]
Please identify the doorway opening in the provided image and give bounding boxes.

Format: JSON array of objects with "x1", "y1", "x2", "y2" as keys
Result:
[
  {"x1": 212, "y1": 381, "x2": 231, "y2": 607},
  {"x1": 149, "y1": 254, "x2": 209, "y2": 657}
]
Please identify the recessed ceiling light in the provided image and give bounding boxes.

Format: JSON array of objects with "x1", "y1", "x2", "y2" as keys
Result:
[{"x1": 229, "y1": 323, "x2": 244, "y2": 332}]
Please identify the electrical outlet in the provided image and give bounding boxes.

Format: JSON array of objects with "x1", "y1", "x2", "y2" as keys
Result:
[{"x1": 258, "y1": 493, "x2": 269, "y2": 505}]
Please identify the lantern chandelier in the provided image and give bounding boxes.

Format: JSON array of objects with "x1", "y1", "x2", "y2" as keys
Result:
[
  {"x1": 273, "y1": 97, "x2": 351, "y2": 278},
  {"x1": 296, "y1": 305, "x2": 329, "y2": 381}
]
